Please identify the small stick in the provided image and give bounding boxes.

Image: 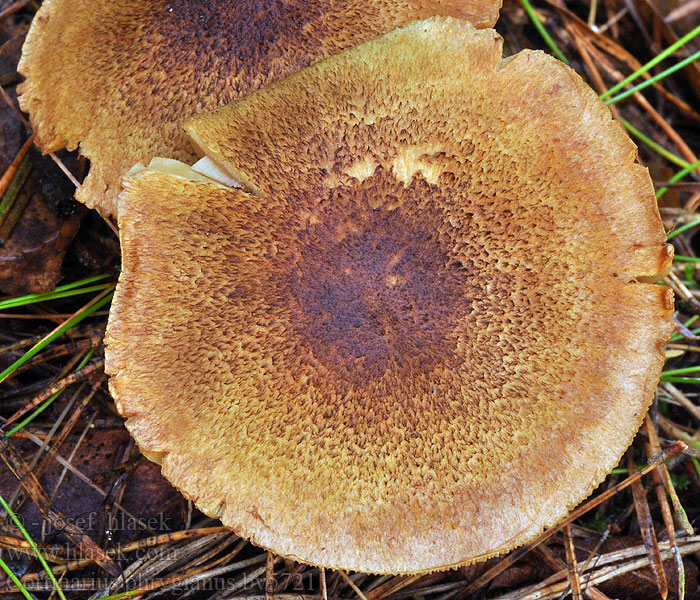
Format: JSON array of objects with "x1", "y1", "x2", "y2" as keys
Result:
[
  {"x1": 665, "y1": 272, "x2": 694, "y2": 301},
  {"x1": 662, "y1": 383, "x2": 700, "y2": 423},
  {"x1": 0, "y1": 85, "x2": 31, "y2": 130},
  {"x1": 0, "y1": 174, "x2": 34, "y2": 244},
  {"x1": 367, "y1": 575, "x2": 426, "y2": 600},
  {"x1": 0, "y1": 135, "x2": 34, "y2": 200},
  {"x1": 337, "y1": 571, "x2": 369, "y2": 600},
  {"x1": 319, "y1": 568, "x2": 328, "y2": 600},
  {"x1": 535, "y1": 544, "x2": 613, "y2": 600},
  {"x1": 10, "y1": 338, "x2": 100, "y2": 377},
  {"x1": 0, "y1": 437, "x2": 120, "y2": 576},
  {"x1": 645, "y1": 418, "x2": 688, "y2": 600},
  {"x1": 48, "y1": 153, "x2": 81, "y2": 190},
  {"x1": 20, "y1": 428, "x2": 157, "y2": 534},
  {"x1": 0, "y1": 87, "x2": 81, "y2": 192},
  {"x1": 266, "y1": 552, "x2": 276, "y2": 600},
  {"x1": 0, "y1": 158, "x2": 32, "y2": 234},
  {"x1": 16, "y1": 527, "x2": 231, "y2": 582},
  {"x1": 646, "y1": 413, "x2": 694, "y2": 534},
  {"x1": 665, "y1": 0, "x2": 700, "y2": 24},
  {"x1": 567, "y1": 25, "x2": 620, "y2": 124},
  {"x1": 0, "y1": 0, "x2": 32, "y2": 20},
  {"x1": 458, "y1": 442, "x2": 686, "y2": 598},
  {"x1": 2, "y1": 360, "x2": 104, "y2": 429},
  {"x1": 577, "y1": 525, "x2": 616, "y2": 599},
  {"x1": 104, "y1": 216, "x2": 119, "y2": 237},
  {"x1": 597, "y1": 7, "x2": 627, "y2": 36},
  {"x1": 563, "y1": 525, "x2": 583, "y2": 600},
  {"x1": 626, "y1": 450, "x2": 668, "y2": 600}
]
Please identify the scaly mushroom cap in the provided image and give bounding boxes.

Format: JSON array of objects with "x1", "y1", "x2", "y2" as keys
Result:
[
  {"x1": 17, "y1": 0, "x2": 501, "y2": 219},
  {"x1": 105, "y1": 18, "x2": 674, "y2": 573}
]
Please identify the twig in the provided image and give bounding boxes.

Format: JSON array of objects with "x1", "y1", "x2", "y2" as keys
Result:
[
  {"x1": 266, "y1": 552, "x2": 276, "y2": 600},
  {"x1": 626, "y1": 450, "x2": 668, "y2": 599},
  {"x1": 492, "y1": 540, "x2": 700, "y2": 600},
  {"x1": 0, "y1": 135, "x2": 34, "y2": 200},
  {"x1": 0, "y1": 0, "x2": 32, "y2": 21},
  {"x1": 2, "y1": 360, "x2": 103, "y2": 430},
  {"x1": 0, "y1": 437, "x2": 120, "y2": 576},
  {"x1": 48, "y1": 153, "x2": 81, "y2": 190},
  {"x1": 662, "y1": 383, "x2": 700, "y2": 423},
  {"x1": 19, "y1": 429, "x2": 157, "y2": 534},
  {"x1": 563, "y1": 525, "x2": 583, "y2": 600},
  {"x1": 457, "y1": 442, "x2": 686, "y2": 597},
  {"x1": 0, "y1": 84, "x2": 31, "y2": 129},
  {"x1": 319, "y1": 568, "x2": 328, "y2": 600},
  {"x1": 337, "y1": 571, "x2": 369, "y2": 600}
]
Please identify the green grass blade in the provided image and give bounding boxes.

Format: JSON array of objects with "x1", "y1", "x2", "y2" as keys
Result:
[
  {"x1": 610, "y1": 467, "x2": 629, "y2": 475},
  {"x1": 0, "y1": 283, "x2": 115, "y2": 311},
  {"x1": 600, "y1": 24, "x2": 700, "y2": 99},
  {"x1": 669, "y1": 318, "x2": 700, "y2": 342},
  {"x1": 0, "y1": 493, "x2": 67, "y2": 600},
  {"x1": 0, "y1": 272, "x2": 114, "y2": 310},
  {"x1": 50, "y1": 272, "x2": 113, "y2": 292},
  {"x1": 4, "y1": 347, "x2": 97, "y2": 438},
  {"x1": 659, "y1": 376, "x2": 700, "y2": 384},
  {"x1": 692, "y1": 457, "x2": 700, "y2": 479},
  {"x1": 667, "y1": 217, "x2": 700, "y2": 240},
  {"x1": 662, "y1": 365, "x2": 700, "y2": 376},
  {"x1": 657, "y1": 158, "x2": 700, "y2": 200},
  {"x1": 93, "y1": 590, "x2": 143, "y2": 600},
  {"x1": 0, "y1": 290, "x2": 113, "y2": 385},
  {"x1": 0, "y1": 156, "x2": 32, "y2": 226},
  {"x1": 673, "y1": 255, "x2": 700, "y2": 262},
  {"x1": 520, "y1": 0, "x2": 570, "y2": 64},
  {"x1": 0, "y1": 557, "x2": 33, "y2": 600},
  {"x1": 619, "y1": 117, "x2": 689, "y2": 168},
  {"x1": 4, "y1": 395, "x2": 58, "y2": 437},
  {"x1": 5, "y1": 272, "x2": 111, "y2": 297},
  {"x1": 604, "y1": 49, "x2": 700, "y2": 105}
]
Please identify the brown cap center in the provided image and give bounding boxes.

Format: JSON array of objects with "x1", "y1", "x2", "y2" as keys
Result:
[{"x1": 278, "y1": 172, "x2": 467, "y2": 384}]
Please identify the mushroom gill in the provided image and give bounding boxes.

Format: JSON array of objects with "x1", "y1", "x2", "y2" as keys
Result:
[{"x1": 105, "y1": 18, "x2": 674, "y2": 574}]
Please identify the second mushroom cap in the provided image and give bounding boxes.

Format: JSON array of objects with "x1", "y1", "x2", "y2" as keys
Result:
[{"x1": 17, "y1": 0, "x2": 501, "y2": 218}]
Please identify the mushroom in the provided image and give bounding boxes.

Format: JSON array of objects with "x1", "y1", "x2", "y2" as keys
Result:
[
  {"x1": 17, "y1": 0, "x2": 501, "y2": 219},
  {"x1": 105, "y1": 18, "x2": 674, "y2": 573}
]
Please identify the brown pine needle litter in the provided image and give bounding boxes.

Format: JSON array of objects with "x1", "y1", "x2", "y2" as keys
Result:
[{"x1": 1, "y1": 0, "x2": 700, "y2": 599}]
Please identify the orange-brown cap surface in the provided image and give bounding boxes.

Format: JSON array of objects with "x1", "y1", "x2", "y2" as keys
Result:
[
  {"x1": 105, "y1": 18, "x2": 674, "y2": 574},
  {"x1": 17, "y1": 0, "x2": 501, "y2": 219}
]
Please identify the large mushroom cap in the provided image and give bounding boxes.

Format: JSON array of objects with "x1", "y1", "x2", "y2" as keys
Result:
[
  {"x1": 17, "y1": 0, "x2": 501, "y2": 219},
  {"x1": 105, "y1": 18, "x2": 674, "y2": 574}
]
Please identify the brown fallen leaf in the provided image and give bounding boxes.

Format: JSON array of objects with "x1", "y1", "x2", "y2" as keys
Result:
[
  {"x1": 0, "y1": 151, "x2": 83, "y2": 295},
  {"x1": 0, "y1": 435, "x2": 120, "y2": 576}
]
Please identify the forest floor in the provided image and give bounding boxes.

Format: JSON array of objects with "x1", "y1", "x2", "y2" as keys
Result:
[{"x1": 1, "y1": 0, "x2": 700, "y2": 599}]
